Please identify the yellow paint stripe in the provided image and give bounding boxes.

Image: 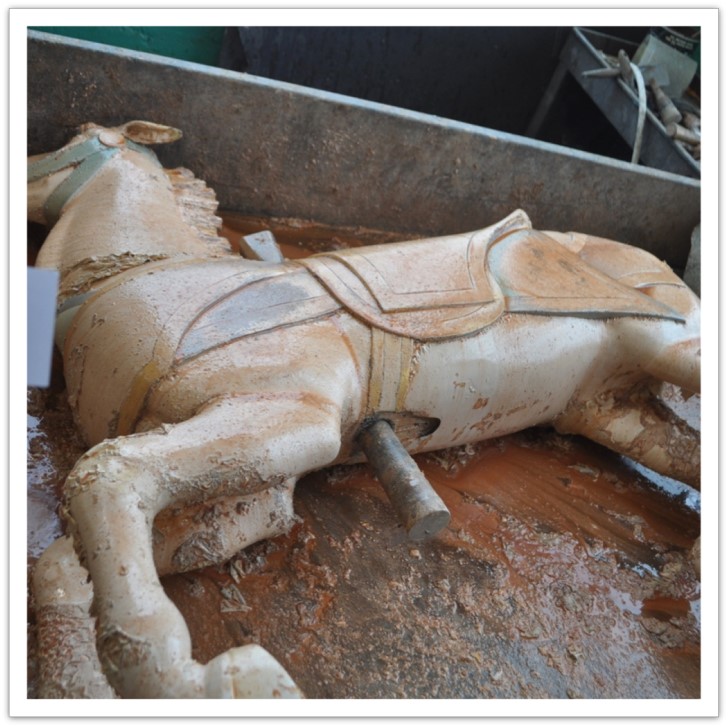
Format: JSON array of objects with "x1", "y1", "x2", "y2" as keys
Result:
[
  {"x1": 367, "y1": 327, "x2": 385, "y2": 413},
  {"x1": 396, "y1": 336, "x2": 414, "y2": 411},
  {"x1": 367, "y1": 328, "x2": 415, "y2": 414},
  {"x1": 116, "y1": 359, "x2": 163, "y2": 435}
]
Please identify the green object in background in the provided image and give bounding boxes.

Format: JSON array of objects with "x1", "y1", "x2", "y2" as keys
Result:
[{"x1": 30, "y1": 26, "x2": 226, "y2": 66}]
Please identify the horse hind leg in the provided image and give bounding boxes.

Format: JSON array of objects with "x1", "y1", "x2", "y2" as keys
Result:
[
  {"x1": 643, "y1": 336, "x2": 700, "y2": 396},
  {"x1": 49, "y1": 392, "x2": 343, "y2": 699},
  {"x1": 546, "y1": 230, "x2": 701, "y2": 396},
  {"x1": 554, "y1": 386, "x2": 700, "y2": 490}
]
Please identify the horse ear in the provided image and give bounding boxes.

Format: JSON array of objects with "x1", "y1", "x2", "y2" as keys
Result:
[
  {"x1": 78, "y1": 122, "x2": 103, "y2": 133},
  {"x1": 121, "y1": 121, "x2": 183, "y2": 145}
]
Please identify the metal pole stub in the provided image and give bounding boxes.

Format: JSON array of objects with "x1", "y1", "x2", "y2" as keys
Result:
[{"x1": 357, "y1": 419, "x2": 451, "y2": 541}]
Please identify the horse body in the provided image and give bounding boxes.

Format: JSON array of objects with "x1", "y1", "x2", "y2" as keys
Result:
[
  {"x1": 65, "y1": 256, "x2": 602, "y2": 451},
  {"x1": 28, "y1": 122, "x2": 700, "y2": 699}
]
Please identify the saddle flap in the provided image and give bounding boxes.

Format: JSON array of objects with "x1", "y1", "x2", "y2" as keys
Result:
[
  {"x1": 176, "y1": 267, "x2": 341, "y2": 362},
  {"x1": 491, "y1": 230, "x2": 685, "y2": 322},
  {"x1": 325, "y1": 231, "x2": 494, "y2": 312},
  {"x1": 300, "y1": 211, "x2": 531, "y2": 340}
]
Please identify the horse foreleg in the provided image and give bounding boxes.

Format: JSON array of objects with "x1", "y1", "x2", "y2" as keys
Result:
[
  {"x1": 33, "y1": 536, "x2": 117, "y2": 698},
  {"x1": 33, "y1": 485, "x2": 296, "y2": 699},
  {"x1": 554, "y1": 387, "x2": 700, "y2": 489},
  {"x1": 152, "y1": 483, "x2": 297, "y2": 576},
  {"x1": 57, "y1": 392, "x2": 342, "y2": 698}
]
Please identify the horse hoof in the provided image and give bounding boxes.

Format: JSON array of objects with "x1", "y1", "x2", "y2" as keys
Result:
[{"x1": 204, "y1": 645, "x2": 303, "y2": 698}]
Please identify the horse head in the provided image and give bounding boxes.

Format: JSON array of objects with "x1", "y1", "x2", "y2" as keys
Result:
[
  {"x1": 28, "y1": 121, "x2": 182, "y2": 226},
  {"x1": 29, "y1": 121, "x2": 235, "y2": 314}
]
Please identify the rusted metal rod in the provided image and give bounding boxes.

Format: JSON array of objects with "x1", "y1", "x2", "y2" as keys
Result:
[{"x1": 358, "y1": 419, "x2": 451, "y2": 541}]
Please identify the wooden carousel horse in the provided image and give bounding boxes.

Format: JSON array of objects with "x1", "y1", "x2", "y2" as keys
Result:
[{"x1": 28, "y1": 121, "x2": 700, "y2": 698}]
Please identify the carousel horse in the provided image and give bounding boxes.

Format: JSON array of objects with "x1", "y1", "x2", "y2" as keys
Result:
[{"x1": 28, "y1": 121, "x2": 700, "y2": 699}]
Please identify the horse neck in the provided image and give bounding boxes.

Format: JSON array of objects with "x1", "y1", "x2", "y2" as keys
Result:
[{"x1": 35, "y1": 151, "x2": 234, "y2": 300}]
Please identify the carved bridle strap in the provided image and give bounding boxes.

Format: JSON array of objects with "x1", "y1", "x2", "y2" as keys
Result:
[
  {"x1": 28, "y1": 133, "x2": 157, "y2": 226},
  {"x1": 367, "y1": 328, "x2": 415, "y2": 414}
]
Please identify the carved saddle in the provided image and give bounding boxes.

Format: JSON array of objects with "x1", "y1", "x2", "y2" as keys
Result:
[
  {"x1": 178, "y1": 210, "x2": 684, "y2": 364},
  {"x1": 298, "y1": 209, "x2": 683, "y2": 341}
]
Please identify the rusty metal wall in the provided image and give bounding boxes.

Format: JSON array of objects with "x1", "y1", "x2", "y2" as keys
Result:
[{"x1": 28, "y1": 31, "x2": 699, "y2": 268}]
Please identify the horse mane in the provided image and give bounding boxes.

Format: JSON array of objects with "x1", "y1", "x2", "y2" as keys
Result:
[{"x1": 165, "y1": 166, "x2": 234, "y2": 257}]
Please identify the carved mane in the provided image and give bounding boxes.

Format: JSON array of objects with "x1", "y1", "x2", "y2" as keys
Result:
[{"x1": 165, "y1": 166, "x2": 232, "y2": 258}]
